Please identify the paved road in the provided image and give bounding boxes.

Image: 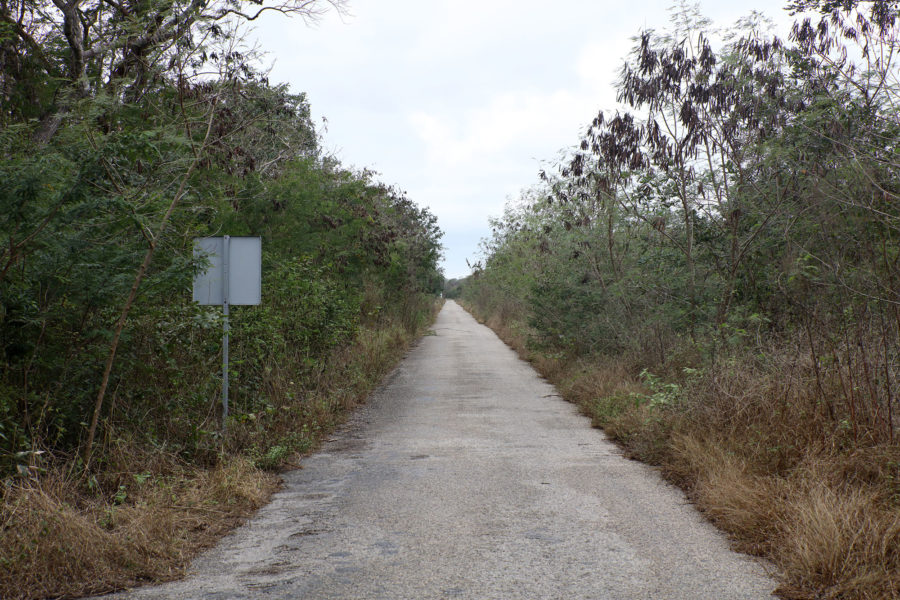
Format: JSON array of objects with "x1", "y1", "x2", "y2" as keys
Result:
[{"x1": 104, "y1": 300, "x2": 776, "y2": 599}]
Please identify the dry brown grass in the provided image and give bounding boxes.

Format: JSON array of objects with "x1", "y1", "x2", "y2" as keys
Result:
[
  {"x1": 669, "y1": 436, "x2": 900, "y2": 599},
  {"x1": 463, "y1": 304, "x2": 900, "y2": 600},
  {"x1": 774, "y1": 463, "x2": 900, "y2": 600},
  {"x1": 667, "y1": 434, "x2": 787, "y2": 552},
  {"x1": 0, "y1": 457, "x2": 277, "y2": 600}
]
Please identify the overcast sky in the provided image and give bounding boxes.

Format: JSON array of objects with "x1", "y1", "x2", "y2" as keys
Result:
[{"x1": 254, "y1": 0, "x2": 795, "y2": 279}]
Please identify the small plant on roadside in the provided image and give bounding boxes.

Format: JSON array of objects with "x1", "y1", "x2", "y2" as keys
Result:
[{"x1": 638, "y1": 370, "x2": 682, "y2": 409}]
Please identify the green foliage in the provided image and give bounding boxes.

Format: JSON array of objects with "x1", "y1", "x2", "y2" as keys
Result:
[
  {"x1": 0, "y1": 6, "x2": 443, "y2": 473},
  {"x1": 637, "y1": 370, "x2": 682, "y2": 409},
  {"x1": 464, "y1": 2, "x2": 900, "y2": 445},
  {"x1": 588, "y1": 392, "x2": 645, "y2": 428}
]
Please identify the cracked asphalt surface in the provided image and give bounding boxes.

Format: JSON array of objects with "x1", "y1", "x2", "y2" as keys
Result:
[{"x1": 100, "y1": 300, "x2": 777, "y2": 599}]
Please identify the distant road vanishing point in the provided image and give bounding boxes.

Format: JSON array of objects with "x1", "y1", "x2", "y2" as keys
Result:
[{"x1": 101, "y1": 300, "x2": 776, "y2": 600}]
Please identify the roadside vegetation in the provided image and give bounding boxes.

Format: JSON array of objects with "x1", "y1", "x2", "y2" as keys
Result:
[
  {"x1": 462, "y1": 2, "x2": 900, "y2": 598},
  {"x1": 0, "y1": 0, "x2": 443, "y2": 598}
]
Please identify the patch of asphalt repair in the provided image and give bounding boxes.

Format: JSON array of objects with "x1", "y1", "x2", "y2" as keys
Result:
[{"x1": 98, "y1": 300, "x2": 777, "y2": 599}]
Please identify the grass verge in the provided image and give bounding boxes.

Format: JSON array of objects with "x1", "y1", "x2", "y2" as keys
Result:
[
  {"x1": 0, "y1": 300, "x2": 441, "y2": 600},
  {"x1": 1, "y1": 456, "x2": 275, "y2": 599},
  {"x1": 462, "y1": 301, "x2": 900, "y2": 600}
]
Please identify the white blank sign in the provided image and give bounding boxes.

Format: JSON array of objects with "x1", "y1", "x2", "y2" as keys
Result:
[{"x1": 193, "y1": 237, "x2": 261, "y2": 305}]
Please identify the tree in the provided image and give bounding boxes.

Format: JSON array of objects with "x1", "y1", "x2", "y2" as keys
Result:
[{"x1": 0, "y1": 0, "x2": 346, "y2": 142}]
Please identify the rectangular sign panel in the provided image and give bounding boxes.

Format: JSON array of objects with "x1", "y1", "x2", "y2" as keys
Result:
[{"x1": 192, "y1": 237, "x2": 261, "y2": 305}]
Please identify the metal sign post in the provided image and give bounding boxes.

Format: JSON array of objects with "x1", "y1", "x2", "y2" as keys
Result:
[
  {"x1": 222, "y1": 235, "x2": 230, "y2": 428},
  {"x1": 193, "y1": 236, "x2": 261, "y2": 434}
]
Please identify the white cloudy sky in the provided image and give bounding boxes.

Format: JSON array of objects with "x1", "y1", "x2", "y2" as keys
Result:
[{"x1": 254, "y1": 0, "x2": 794, "y2": 279}]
